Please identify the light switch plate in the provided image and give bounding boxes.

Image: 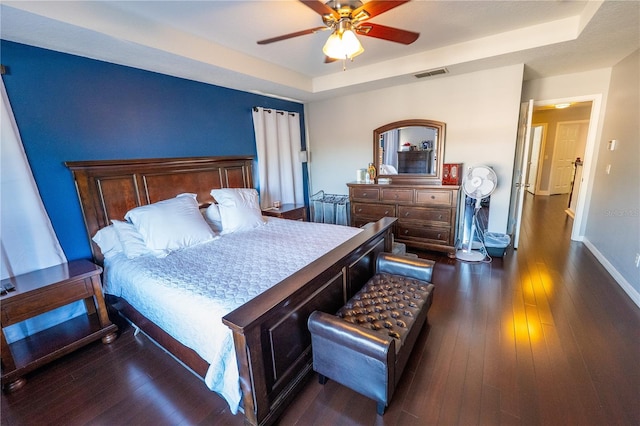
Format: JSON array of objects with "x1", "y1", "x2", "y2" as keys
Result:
[{"x1": 608, "y1": 139, "x2": 617, "y2": 151}]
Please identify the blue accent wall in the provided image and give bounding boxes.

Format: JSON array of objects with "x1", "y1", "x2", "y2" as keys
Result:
[{"x1": 1, "y1": 40, "x2": 306, "y2": 261}]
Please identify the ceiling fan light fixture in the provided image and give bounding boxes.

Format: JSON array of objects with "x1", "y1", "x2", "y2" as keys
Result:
[{"x1": 322, "y1": 21, "x2": 364, "y2": 60}]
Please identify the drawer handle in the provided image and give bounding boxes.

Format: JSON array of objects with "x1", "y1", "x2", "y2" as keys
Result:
[
  {"x1": 431, "y1": 195, "x2": 436, "y2": 200},
  {"x1": 437, "y1": 233, "x2": 442, "y2": 239},
  {"x1": 384, "y1": 210, "x2": 390, "y2": 215},
  {"x1": 404, "y1": 212, "x2": 410, "y2": 217},
  {"x1": 404, "y1": 230, "x2": 409, "y2": 235},
  {"x1": 363, "y1": 193, "x2": 368, "y2": 197},
  {"x1": 438, "y1": 214, "x2": 443, "y2": 219},
  {"x1": 357, "y1": 208, "x2": 362, "y2": 213},
  {"x1": 394, "y1": 194, "x2": 399, "y2": 199}
]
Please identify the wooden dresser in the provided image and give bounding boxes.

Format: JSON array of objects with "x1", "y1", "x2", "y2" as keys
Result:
[{"x1": 348, "y1": 182, "x2": 461, "y2": 256}]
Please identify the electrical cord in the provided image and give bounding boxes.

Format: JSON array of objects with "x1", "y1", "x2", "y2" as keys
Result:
[{"x1": 474, "y1": 214, "x2": 493, "y2": 263}]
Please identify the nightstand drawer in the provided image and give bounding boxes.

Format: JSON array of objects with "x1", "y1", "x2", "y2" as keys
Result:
[{"x1": 1, "y1": 278, "x2": 93, "y2": 324}]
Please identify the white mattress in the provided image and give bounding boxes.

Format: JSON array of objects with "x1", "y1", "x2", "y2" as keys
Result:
[{"x1": 103, "y1": 217, "x2": 361, "y2": 413}]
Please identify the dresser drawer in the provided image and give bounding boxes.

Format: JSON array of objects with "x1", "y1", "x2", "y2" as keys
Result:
[
  {"x1": 415, "y1": 189, "x2": 454, "y2": 206},
  {"x1": 352, "y1": 203, "x2": 396, "y2": 220},
  {"x1": 381, "y1": 188, "x2": 413, "y2": 203},
  {"x1": 351, "y1": 187, "x2": 380, "y2": 201},
  {"x1": 398, "y1": 206, "x2": 451, "y2": 225},
  {"x1": 397, "y1": 221, "x2": 451, "y2": 244}
]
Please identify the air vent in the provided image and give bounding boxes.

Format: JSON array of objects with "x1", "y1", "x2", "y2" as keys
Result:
[{"x1": 414, "y1": 68, "x2": 448, "y2": 78}]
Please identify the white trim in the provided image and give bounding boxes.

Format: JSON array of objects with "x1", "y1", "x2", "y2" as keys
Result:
[
  {"x1": 583, "y1": 238, "x2": 640, "y2": 309},
  {"x1": 529, "y1": 123, "x2": 547, "y2": 195}
]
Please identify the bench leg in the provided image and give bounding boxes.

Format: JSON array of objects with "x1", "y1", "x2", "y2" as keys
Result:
[
  {"x1": 318, "y1": 374, "x2": 329, "y2": 385},
  {"x1": 377, "y1": 402, "x2": 387, "y2": 415}
]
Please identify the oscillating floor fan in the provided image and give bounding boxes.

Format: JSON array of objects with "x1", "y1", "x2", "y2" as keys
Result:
[{"x1": 456, "y1": 166, "x2": 497, "y2": 262}]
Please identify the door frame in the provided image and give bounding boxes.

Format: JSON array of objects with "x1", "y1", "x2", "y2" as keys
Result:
[
  {"x1": 532, "y1": 94, "x2": 602, "y2": 241},
  {"x1": 527, "y1": 123, "x2": 547, "y2": 195},
  {"x1": 509, "y1": 99, "x2": 534, "y2": 249}
]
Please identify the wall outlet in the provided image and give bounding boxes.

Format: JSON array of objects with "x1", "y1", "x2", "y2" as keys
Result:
[{"x1": 635, "y1": 253, "x2": 640, "y2": 268}]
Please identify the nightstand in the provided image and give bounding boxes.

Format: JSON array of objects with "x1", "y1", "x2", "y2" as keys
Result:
[
  {"x1": 1, "y1": 259, "x2": 118, "y2": 392},
  {"x1": 262, "y1": 203, "x2": 307, "y2": 221}
]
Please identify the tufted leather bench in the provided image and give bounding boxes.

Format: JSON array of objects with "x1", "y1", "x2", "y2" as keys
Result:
[{"x1": 308, "y1": 252, "x2": 435, "y2": 415}]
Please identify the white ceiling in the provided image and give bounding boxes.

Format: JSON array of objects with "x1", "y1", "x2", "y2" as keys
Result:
[{"x1": 1, "y1": 1, "x2": 638, "y2": 102}]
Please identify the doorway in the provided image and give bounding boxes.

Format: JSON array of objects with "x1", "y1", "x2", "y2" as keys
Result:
[{"x1": 510, "y1": 95, "x2": 601, "y2": 244}]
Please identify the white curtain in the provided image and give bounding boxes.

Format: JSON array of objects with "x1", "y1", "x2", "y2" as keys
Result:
[
  {"x1": 1, "y1": 77, "x2": 83, "y2": 342},
  {"x1": 252, "y1": 107, "x2": 304, "y2": 208}
]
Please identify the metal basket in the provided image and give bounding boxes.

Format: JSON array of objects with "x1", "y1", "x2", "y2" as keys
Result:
[{"x1": 310, "y1": 191, "x2": 350, "y2": 225}]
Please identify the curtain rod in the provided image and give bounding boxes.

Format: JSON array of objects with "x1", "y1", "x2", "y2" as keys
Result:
[{"x1": 252, "y1": 106, "x2": 296, "y2": 116}]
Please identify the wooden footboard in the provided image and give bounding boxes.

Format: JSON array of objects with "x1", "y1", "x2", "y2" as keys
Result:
[{"x1": 223, "y1": 216, "x2": 395, "y2": 426}]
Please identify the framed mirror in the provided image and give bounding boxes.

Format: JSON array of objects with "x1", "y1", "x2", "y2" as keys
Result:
[{"x1": 374, "y1": 119, "x2": 446, "y2": 185}]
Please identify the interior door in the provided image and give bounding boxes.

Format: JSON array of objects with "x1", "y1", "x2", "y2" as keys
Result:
[
  {"x1": 526, "y1": 125, "x2": 544, "y2": 194},
  {"x1": 549, "y1": 122, "x2": 580, "y2": 194},
  {"x1": 507, "y1": 99, "x2": 533, "y2": 249}
]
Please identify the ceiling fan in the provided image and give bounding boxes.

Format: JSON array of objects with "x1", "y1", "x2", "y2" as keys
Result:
[{"x1": 257, "y1": 0, "x2": 419, "y2": 64}]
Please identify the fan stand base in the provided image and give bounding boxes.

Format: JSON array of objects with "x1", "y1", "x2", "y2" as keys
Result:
[{"x1": 455, "y1": 250, "x2": 485, "y2": 262}]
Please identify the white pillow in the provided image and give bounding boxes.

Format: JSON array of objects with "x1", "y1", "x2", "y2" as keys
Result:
[
  {"x1": 92, "y1": 225, "x2": 123, "y2": 259},
  {"x1": 203, "y1": 203, "x2": 223, "y2": 233},
  {"x1": 124, "y1": 195, "x2": 216, "y2": 253},
  {"x1": 210, "y1": 188, "x2": 265, "y2": 234},
  {"x1": 111, "y1": 220, "x2": 154, "y2": 258}
]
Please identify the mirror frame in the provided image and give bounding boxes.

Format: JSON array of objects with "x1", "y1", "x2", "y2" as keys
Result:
[{"x1": 373, "y1": 119, "x2": 446, "y2": 185}]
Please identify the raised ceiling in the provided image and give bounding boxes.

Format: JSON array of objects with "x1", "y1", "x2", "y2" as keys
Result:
[{"x1": 1, "y1": 1, "x2": 638, "y2": 102}]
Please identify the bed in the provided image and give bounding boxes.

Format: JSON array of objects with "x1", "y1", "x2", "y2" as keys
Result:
[{"x1": 65, "y1": 156, "x2": 395, "y2": 426}]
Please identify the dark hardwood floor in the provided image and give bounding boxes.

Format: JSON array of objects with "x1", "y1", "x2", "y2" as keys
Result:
[{"x1": 3, "y1": 193, "x2": 639, "y2": 425}]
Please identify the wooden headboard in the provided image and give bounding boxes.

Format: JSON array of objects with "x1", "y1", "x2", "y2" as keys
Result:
[{"x1": 65, "y1": 155, "x2": 254, "y2": 263}]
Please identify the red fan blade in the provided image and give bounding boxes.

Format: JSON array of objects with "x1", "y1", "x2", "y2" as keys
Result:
[
  {"x1": 352, "y1": 0, "x2": 410, "y2": 21},
  {"x1": 299, "y1": 0, "x2": 340, "y2": 19},
  {"x1": 257, "y1": 26, "x2": 328, "y2": 45},
  {"x1": 356, "y1": 22, "x2": 419, "y2": 44}
]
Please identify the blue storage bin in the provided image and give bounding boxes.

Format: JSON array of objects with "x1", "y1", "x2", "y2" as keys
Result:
[{"x1": 484, "y1": 232, "x2": 510, "y2": 257}]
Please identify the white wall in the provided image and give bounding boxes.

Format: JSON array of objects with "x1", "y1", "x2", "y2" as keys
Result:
[
  {"x1": 306, "y1": 64, "x2": 524, "y2": 233},
  {"x1": 584, "y1": 50, "x2": 640, "y2": 305}
]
